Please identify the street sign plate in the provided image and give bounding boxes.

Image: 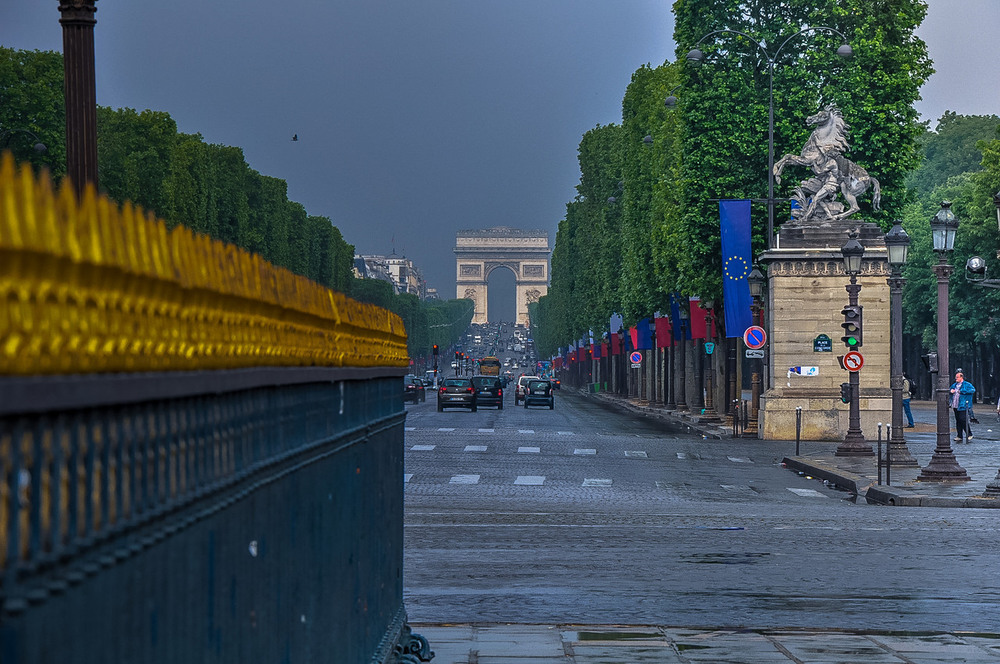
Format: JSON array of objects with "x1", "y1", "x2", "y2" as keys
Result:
[
  {"x1": 631, "y1": 363, "x2": 641, "y2": 369},
  {"x1": 629, "y1": 351, "x2": 643, "y2": 364},
  {"x1": 704, "y1": 342, "x2": 715, "y2": 355},
  {"x1": 745, "y1": 349, "x2": 765, "y2": 359},
  {"x1": 843, "y1": 351, "x2": 864, "y2": 372},
  {"x1": 743, "y1": 326, "x2": 767, "y2": 350}
]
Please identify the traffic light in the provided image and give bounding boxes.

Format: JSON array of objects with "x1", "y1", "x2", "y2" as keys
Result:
[
  {"x1": 432, "y1": 344, "x2": 439, "y2": 356},
  {"x1": 841, "y1": 305, "x2": 863, "y2": 348},
  {"x1": 839, "y1": 382, "x2": 851, "y2": 404}
]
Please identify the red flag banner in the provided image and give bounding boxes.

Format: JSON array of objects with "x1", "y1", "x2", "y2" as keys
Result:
[
  {"x1": 655, "y1": 316, "x2": 672, "y2": 347},
  {"x1": 689, "y1": 297, "x2": 707, "y2": 340}
]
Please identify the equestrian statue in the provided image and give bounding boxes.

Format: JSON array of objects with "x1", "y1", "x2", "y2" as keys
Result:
[{"x1": 773, "y1": 105, "x2": 880, "y2": 223}]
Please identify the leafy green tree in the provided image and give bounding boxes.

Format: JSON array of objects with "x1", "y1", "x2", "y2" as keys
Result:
[
  {"x1": 906, "y1": 112, "x2": 1000, "y2": 196},
  {"x1": 0, "y1": 47, "x2": 65, "y2": 176},
  {"x1": 97, "y1": 107, "x2": 177, "y2": 216}
]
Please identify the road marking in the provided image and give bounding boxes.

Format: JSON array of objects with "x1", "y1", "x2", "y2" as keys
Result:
[
  {"x1": 720, "y1": 484, "x2": 738, "y2": 490},
  {"x1": 410, "y1": 445, "x2": 436, "y2": 451},
  {"x1": 583, "y1": 478, "x2": 612, "y2": 487},
  {"x1": 478, "y1": 428, "x2": 495, "y2": 433},
  {"x1": 518, "y1": 429, "x2": 535, "y2": 434},
  {"x1": 676, "y1": 452, "x2": 688, "y2": 460},
  {"x1": 514, "y1": 475, "x2": 545, "y2": 485},
  {"x1": 518, "y1": 446, "x2": 540, "y2": 453},
  {"x1": 625, "y1": 451, "x2": 648, "y2": 458},
  {"x1": 450, "y1": 474, "x2": 480, "y2": 484},
  {"x1": 437, "y1": 427, "x2": 455, "y2": 432},
  {"x1": 787, "y1": 487, "x2": 827, "y2": 498},
  {"x1": 557, "y1": 431, "x2": 574, "y2": 436},
  {"x1": 574, "y1": 449, "x2": 597, "y2": 455},
  {"x1": 728, "y1": 456, "x2": 752, "y2": 463},
  {"x1": 404, "y1": 474, "x2": 413, "y2": 483},
  {"x1": 464, "y1": 445, "x2": 487, "y2": 452},
  {"x1": 405, "y1": 427, "x2": 416, "y2": 431}
]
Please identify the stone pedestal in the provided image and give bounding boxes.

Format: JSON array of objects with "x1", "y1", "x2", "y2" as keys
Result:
[{"x1": 758, "y1": 220, "x2": 890, "y2": 440}]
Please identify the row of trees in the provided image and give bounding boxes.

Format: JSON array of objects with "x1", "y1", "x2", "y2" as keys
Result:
[
  {"x1": 2, "y1": 46, "x2": 474, "y2": 360},
  {"x1": 533, "y1": 0, "x2": 1000, "y2": 378}
]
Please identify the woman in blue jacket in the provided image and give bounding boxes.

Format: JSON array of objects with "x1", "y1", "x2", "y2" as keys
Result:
[{"x1": 950, "y1": 371, "x2": 976, "y2": 443}]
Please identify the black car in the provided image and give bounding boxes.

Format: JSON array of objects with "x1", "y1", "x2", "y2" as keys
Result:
[
  {"x1": 403, "y1": 375, "x2": 426, "y2": 403},
  {"x1": 470, "y1": 375, "x2": 503, "y2": 409},
  {"x1": 437, "y1": 377, "x2": 477, "y2": 412},
  {"x1": 523, "y1": 379, "x2": 554, "y2": 409}
]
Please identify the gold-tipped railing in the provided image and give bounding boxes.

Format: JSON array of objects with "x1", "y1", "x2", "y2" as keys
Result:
[{"x1": 0, "y1": 152, "x2": 407, "y2": 374}]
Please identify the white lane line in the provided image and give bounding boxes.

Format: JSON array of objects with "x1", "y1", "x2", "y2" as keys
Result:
[
  {"x1": 514, "y1": 475, "x2": 545, "y2": 486},
  {"x1": 437, "y1": 427, "x2": 455, "y2": 432},
  {"x1": 405, "y1": 427, "x2": 416, "y2": 431},
  {"x1": 728, "y1": 456, "x2": 752, "y2": 463},
  {"x1": 787, "y1": 488, "x2": 827, "y2": 498},
  {"x1": 404, "y1": 474, "x2": 413, "y2": 483},
  {"x1": 478, "y1": 428, "x2": 495, "y2": 433},
  {"x1": 450, "y1": 474, "x2": 480, "y2": 484},
  {"x1": 676, "y1": 452, "x2": 689, "y2": 460},
  {"x1": 557, "y1": 431, "x2": 574, "y2": 435},
  {"x1": 464, "y1": 445, "x2": 487, "y2": 452},
  {"x1": 410, "y1": 445, "x2": 436, "y2": 451},
  {"x1": 583, "y1": 478, "x2": 612, "y2": 487},
  {"x1": 625, "y1": 451, "x2": 648, "y2": 459},
  {"x1": 720, "y1": 484, "x2": 738, "y2": 490},
  {"x1": 574, "y1": 449, "x2": 597, "y2": 455},
  {"x1": 518, "y1": 446, "x2": 540, "y2": 454},
  {"x1": 518, "y1": 429, "x2": 535, "y2": 434}
]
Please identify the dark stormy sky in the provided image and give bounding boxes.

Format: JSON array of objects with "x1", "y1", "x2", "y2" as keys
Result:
[{"x1": 2, "y1": 2, "x2": 998, "y2": 301}]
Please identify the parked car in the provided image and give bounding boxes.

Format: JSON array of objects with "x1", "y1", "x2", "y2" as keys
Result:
[
  {"x1": 523, "y1": 379, "x2": 554, "y2": 409},
  {"x1": 551, "y1": 378, "x2": 561, "y2": 389},
  {"x1": 514, "y1": 375, "x2": 540, "y2": 405},
  {"x1": 403, "y1": 375, "x2": 426, "y2": 403},
  {"x1": 437, "y1": 377, "x2": 477, "y2": 412},
  {"x1": 471, "y1": 375, "x2": 503, "y2": 409}
]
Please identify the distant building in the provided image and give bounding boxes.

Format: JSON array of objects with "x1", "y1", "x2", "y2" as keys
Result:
[{"x1": 355, "y1": 253, "x2": 432, "y2": 299}]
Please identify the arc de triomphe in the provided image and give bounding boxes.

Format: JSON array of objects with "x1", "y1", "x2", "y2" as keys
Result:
[{"x1": 455, "y1": 227, "x2": 550, "y2": 326}]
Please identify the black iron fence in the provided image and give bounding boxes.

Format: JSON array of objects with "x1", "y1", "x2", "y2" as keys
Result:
[{"x1": 0, "y1": 367, "x2": 423, "y2": 663}]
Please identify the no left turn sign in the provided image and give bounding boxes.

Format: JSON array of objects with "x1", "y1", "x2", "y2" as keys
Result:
[{"x1": 843, "y1": 351, "x2": 864, "y2": 372}]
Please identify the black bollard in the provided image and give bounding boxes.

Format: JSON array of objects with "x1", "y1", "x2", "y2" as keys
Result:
[
  {"x1": 795, "y1": 406, "x2": 802, "y2": 456},
  {"x1": 876, "y1": 423, "x2": 883, "y2": 485}
]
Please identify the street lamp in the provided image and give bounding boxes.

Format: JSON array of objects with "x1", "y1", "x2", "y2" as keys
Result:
[
  {"x1": 884, "y1": 223, "x2": 918, "y2": 467},
  {"x1": 648, "y1": 316, "x2": 658, "y2": 404},
  {"x1": 835, "y1": 232, "x2": 873, "y2": 456},
  {"x1": 918, "y1": 202, "x2": 971, "y2": 481},
  {"x1": 686, "y1": 26, "x2": 851, "y2": 248},
  {"x1": 676, "y1": 300, "x2": 689, "y2": 411},
  {"x1": 700, "y1": 299, "x2": 720, "y2": 420},
  {"x1": 0, "y1": 128, "x2": 48, "y2": 155},
  {"x1": 616, "y1": 326, "x2": 626, "y2": 396}
]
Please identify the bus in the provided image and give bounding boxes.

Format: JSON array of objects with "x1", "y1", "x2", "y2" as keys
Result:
[{"x1": 479, "y1": 356, "x2": 501, "y2": 376}]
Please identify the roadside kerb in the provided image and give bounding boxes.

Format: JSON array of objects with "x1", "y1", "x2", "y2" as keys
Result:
[
  {"x1": 782, "y1": 455, "x2": 873, "y2": 496},
  {"x1": 582, "y1": 389, "x2": 727, "y2": 439}
]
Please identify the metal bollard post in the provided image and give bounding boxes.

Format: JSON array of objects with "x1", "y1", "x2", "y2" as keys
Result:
[
  {"x1": 795, "y1": 406, "x2": 802, "y2": 456},
  {"x1": 885, "y1": 424, "x2": 891, "y2": 486},
  {"x1": 876, "y1": 423, "x2": 883, "y2": 485}
]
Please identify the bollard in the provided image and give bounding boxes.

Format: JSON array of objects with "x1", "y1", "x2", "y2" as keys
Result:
[
  {"x1": 795, "y1": 406, "x2": 802, "y2": 456},
  {"x1": 876, "y1": 423, "x2": 883, "y2": 485},
  {"x1": 885, "y1": 424, "x2": 891, "y2": 486}
]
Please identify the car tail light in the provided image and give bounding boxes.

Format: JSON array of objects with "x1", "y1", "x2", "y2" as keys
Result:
[
  {"x1": 497, "y1": 389, "x2": 502, "y2": 396},
  {"x1": 466, "y1": 387, "x2": 474, "y2": 393},
  {"x1": 439, "y1": 387, "x2": 446, "y2": 393}
]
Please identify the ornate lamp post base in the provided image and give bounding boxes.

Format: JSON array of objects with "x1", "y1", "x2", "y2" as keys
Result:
[
  {"x1": 918, "y1": 455, "x2": 971, "y2": 482},
  {"x1": 983, "y1": 473, "x2": 1000, "y2": 497},
  {"x1": 886, "y1": 441, "x2": 919, "y2": 467},
  {"x1": 835, "y1": 433, "x2": 875, "y2": 457}
]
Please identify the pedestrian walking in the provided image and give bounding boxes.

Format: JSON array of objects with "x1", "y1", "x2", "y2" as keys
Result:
[
  {"x1": 902, "y1": 374, "x2": 915, "y2": 428},
  {"x1": 949, "y1": 371, "x2": 976, "y2": 443}
]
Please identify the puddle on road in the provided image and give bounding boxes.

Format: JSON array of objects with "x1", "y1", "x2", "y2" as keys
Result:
[
  {"x1": 680, "y1": 552, "x2": 772, "y2": 564},
  {"x1": 570, "y1": 631, "x2": 662, "y2": 641}
]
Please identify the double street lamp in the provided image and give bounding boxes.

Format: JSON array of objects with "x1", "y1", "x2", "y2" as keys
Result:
[
  {"x1": 918, "y1": 202, "x2": 970, "y2": 482},
  {"x1": 0, "y1": 128, "x2": 48, "y2": 155},
  {"x1": 686, "y1": 26, "x2": 852, "y2": 248},
  {"x1": 884, "y1": 223, "x2": 918, "y2": 466}
]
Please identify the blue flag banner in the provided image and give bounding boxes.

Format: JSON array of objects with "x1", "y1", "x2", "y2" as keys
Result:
[
  {"x1": 669, "y1": 294, "x2": 691, "y2": 342},
  {"x1": 635, "y1": 318, "x2": 651, "y2": 350},
  {"x1": 719, "y1": 200, "x2": 753, "y2": 338}
]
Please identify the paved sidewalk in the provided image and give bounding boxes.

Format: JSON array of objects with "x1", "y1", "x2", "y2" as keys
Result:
[
  {"x1": 591, "y1": 391, "x2": 1000, "y2": 507},
  {"x1": 412, "y1": 624, "x2": 1000, "y2": 663}
]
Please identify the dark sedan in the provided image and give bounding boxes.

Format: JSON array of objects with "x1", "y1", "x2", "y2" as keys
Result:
[
  {"x1": 523, "y1": 379, "x2": 554, "y2": 409},
  {"x1": 471, "y1": 375, "x2": 503, "y2": 409},
  {"x1": 437, "y1": 377, "x2": 477, "y2": 412},
  {"x1": 403, "y1": 375, "x2": 426, "y2": 403}
]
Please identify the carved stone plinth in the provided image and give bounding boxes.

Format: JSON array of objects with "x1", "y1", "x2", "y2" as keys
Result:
[{"x1": 757, "y1": 220, "x2": 891, "y2": 440}]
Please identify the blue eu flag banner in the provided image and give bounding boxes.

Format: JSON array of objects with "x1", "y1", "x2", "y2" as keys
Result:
[
  {"x1": 636, "y1": 318, "x2": 651, "y2": 350},
  {"x1": 719, "y1": 200, "x2": 753, "y2": 338}
]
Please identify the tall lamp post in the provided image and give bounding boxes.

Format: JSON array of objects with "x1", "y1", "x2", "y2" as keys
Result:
[
  {"x1": 616, "y1": 327, "x2": 626, "y2": 396},
  {"x1": 918, "y1": 202, "x2": 971, "y2": 481},
  {"x1": 648, "y1": 317, "x2": 658, "y2": 404},
  {"x1": 746, "y1": 268, "x2": 765, "y2": 435},
  {"x1": 686, "y1": 27, "x2": 851, "y2": 248},
  {"x1": 676, "y1": 302, "x2": 689, "y2": 411},
  {"x1": 58, "y1": 0, "x2": 100, "y2": 197},
  {"x1": 835, "y1": 233, "x2": 874, "y2": 456},
  {"x1": 701, "y1": 300, "x2": 720, "y2": 420},
  {"x1": 884, "y1": 223, "x2": 918, "y2": 466}
]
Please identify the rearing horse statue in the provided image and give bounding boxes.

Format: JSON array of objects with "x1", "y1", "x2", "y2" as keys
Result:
[{"x1": 773, "y1": 106, "x2": 880, "y2": 223}]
